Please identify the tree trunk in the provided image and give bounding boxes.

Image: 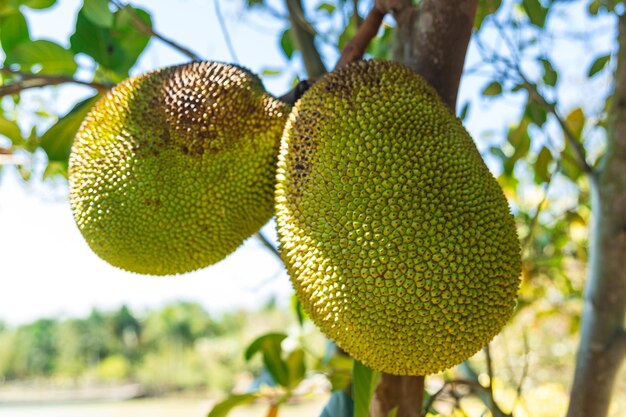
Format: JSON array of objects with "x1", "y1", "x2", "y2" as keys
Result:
[
  {"x1": 566, "y1": 12, "x2": 626, "y2": 417},
  {"x1": 370, "y1": 1, "x2": 478, "y2": 416}
]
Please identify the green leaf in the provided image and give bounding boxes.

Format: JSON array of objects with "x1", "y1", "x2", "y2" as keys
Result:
[
  {"x1": 588, "y1": 0, "x2": 601, "y2": 14},
  {"x1": 316, "y1": 2, "x2": 336, "y2": 13},
  {"x1": 540, "y1": 58, "x2": 558, "y2": 86},
  {"x1": 207, "y1": 394, "x2": 257, "y2": 417},
  {"x1": 245, "y1": 0, "x2": 264, "y2": 6},
  {"x1": 588, "y1": 54, "x2": 610, "y2": 77},
  {"x1": 261, "y1": 67, "x2": 281, "y2": 76},
  {"x1": 353, "y1": 360, "x2": 379, "y2": 417},
  {"x1": 280, "y1": 28, "x2": 294, "y2": 59},
  {"x1": 39, "y1": 94, "x2": 100, "y2": 163},
  {"x1": 291, "y1": 295, "x2": 306, "y2": 327},
  {"x1": 0, "y1": 115, "x2": 22, "y2": 144},
  {"x1": 482, "y1": 81, "x2": 502, "y2": 96},
  {"x1": 21, "y1": 0, "x2": 55, "y2": 9},
  {"x1": 70, "y1": 10, "x2": 125, "y2": 72},
  {"x1": 474, "y1": 0, "x2": 502, "y2": 30},
  {"x1": 0, "y1": 11, "x2": 30, "y2": 53},
  {"x1": 459, "y1": 101, "x2": 470, "y2": 121},
  {"x1": 522, "y1": 0, "x2": 548, "y2": 27},
  {"x1": 338, "y1": 19, "x2": 357, "y2": 50},
  {"x1": 245, "y1": 333, "x2": 289, "y2": 387},
  {"x1": 5, "y1": 39, "x2": 77, "y2": 75},
  {"x1": 560, "y1": 108, "x2": 586, "y2": 181},
  {"x1": 42, "y1": 160, "x2": 68, "y2": 179},
  {"x1": 525, "y1": 100, "x2": 547, "y2": 127},
  {"x1": 113, "y1": 6, "x2": 152, "y2": 71},
  {"x1": 285, "y1": 348, "x2": 306, "y2": 389},
  {"x1": 565, "y1": 107, "x2": 585, "y2": 139},
  {"x1": 83, "y1": 0, "x2": 113, "y2": 28},
  {"x1": 534, "y1": 146, "x2": 553, "y2": 183}
]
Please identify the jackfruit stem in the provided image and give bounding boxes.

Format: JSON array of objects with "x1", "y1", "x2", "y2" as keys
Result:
[{"x1": 334, "y1": 5, "x2": 386, "y2": 69}]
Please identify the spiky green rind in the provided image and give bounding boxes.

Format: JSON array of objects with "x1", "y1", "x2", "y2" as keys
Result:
[
  {"x1": 70, "y1": 61, "x2": 289, "y2": 275},
  {"x1": 275, "y1": 59, "x2": 521, "y2": 375}
]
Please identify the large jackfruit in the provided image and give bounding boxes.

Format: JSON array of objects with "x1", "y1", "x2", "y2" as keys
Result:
[
  {"x1": 70, "y1": 61, "x2": 289, "y2": 275},
  {"x1": 275, "y1": 59, "x2": 520, "y2": 376}
]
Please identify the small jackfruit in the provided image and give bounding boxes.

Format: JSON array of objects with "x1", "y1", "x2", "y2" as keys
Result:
[
  {"x1": 275, "y1": 59, "x2": 520, "y2": 376},
  {"x1": 70, "y1": 61, "x2": 289, "y2": 275}
]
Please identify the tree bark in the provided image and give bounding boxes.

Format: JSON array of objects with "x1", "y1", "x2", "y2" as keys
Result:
[
  {"x1": 566, "y1": 12, "x2": 626, "y2": 417},
  {"x1": 370, "y1": 1, "x2": 478, "y2": 416},
  {"x1": 392, "y1": 0, "x2": 477, "y2": 111}
]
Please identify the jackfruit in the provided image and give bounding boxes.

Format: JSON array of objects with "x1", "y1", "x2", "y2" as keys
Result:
[
  {"x1": 275, "y1": 59, "x2": 520, "y2": 376},
  {"x1": 70, "y1": 61, "x2": 289, "y2": 275}
]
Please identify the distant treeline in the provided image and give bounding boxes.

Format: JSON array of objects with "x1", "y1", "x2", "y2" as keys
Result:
[{"x1": 0, "y1": 300, "x2": 290, "y2": 393}]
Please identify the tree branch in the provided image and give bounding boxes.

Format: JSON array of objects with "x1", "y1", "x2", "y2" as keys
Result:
[
  {"x1": 392, "y1": 0, "x2": 478, "y2": 111},
  {"x1": 370, "y1": 373, "x2": 424, "y2": 417},
  {"x1": 285, "y1": 0, "x2": 327, "y2": 78},
  {"x1": 214, "y1": 0, "x2": 239, "y2": 63},
  {"x1": 334, "y1": 3, "x2": 385, "y2": 69},
  {"x1": 521, "y1": 79, "x2": 594, "y2": 175},
  {"x1": 110, "y1": 0, "x2": 203, "y2": 62},
  {"x1": 0, "y1": 68, "x2": 111, "y2": 97},
  {"x1": 256, "y1": 231, "x2": 282, "y2": 262}
]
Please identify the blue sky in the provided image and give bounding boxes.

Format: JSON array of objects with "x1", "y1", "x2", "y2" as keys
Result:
[{"x1": 0, "y1": 0, "x2": 615, "y2": 324}]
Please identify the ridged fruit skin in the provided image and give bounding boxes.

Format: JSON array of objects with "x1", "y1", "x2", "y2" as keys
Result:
[
  {"x1": 70, "y1": 61, "x2": 289, "y2": 275},
  {"x1": 275, "y1": 59, "x2": 521, "y2": 376}
]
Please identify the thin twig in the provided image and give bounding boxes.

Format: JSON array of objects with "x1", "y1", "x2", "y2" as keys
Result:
[
  {"x1": 334, "y1": 4, "x2": 385, "y2": 69},
  {"x1": 0, "y1": 67, "x2": 111, "y2": 97},
  {"x1": 257, "y1": 231, "x2": 282, "y2": 262},
  {"x1": 214, "y1": 0, "x2": 239, "y2": 63},
  {"x1": 484, "y1": 345, "x2": 497, "y2": 413},
  {"x1": 109, "y1": 0, "x2": 203, "y2": 61}
]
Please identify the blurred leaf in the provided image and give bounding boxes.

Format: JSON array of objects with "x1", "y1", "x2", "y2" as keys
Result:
[
  {"x1": 71, "y1": 6, "x2": 151, "y2": 75},
  {"x1": 587, "y1": 54, "x2": 610, "y2": 77},
  {"x1": 326, "y1": 354, "x2": 353, "y2": 391},
  {"x1": 525, "y1": 100, "x2": 547, "y2": 127},
  {"x1": 21, "y1": 0, "x2": 55, "y2": 9},
  {"x1": 291, "y1": 295, "x2": 306, "y2": 328},
  {"x1": 319, "y1": 391, "x2": 354, "y2": 417},
  {"x1": 245, "y1": 333, "x2": 289, "y2": 387},
  {"x1": 261, "y1": 67, "x2": 281, "y2": 76},
  {"x1": 285, "y1": 348, "x2": 306, "y2": 389},
  {"x1": 280, "y1": 28, "x2": 295, "y2": 59},
  {"x1": 588, "y1": 0, "x2": 601, "y2": 13},
  {"x1": 83, "y1": 0, "x2": 113, "y2": 28},
  {"x1": 459, "y1": 101, "x2": 470, "y2": 121},
  {"x1": 366, "y1": 26, "x2": 394, "y2": 60},
  {"x1": 245, "y1": 0, "x2": 264, "y2": 6},
  {"x1": 522, "y1": 0, "x2": 548, "y2": 27},
  {"x1": 316, "y1": 2, "x2": 336, "y2": 13},
  {"x1": 5, "y1": 39, "x2": 77, "y2": 75},
  {"x1": 353, "y1": 360, "x2": 379, "y2": 417},
  {"x1": 338, "y1": 19, "x2": 357, "y2": 50},
  {"x1": 39, "y1": 94, "x2": 100, "y2": 163},
  {"x1": 482, "y1": 81, "x2": 502, "y2": 96},
  {"x1": 0, "y1": 115, "x2": 23, "y2": 144},
  {"x1": 42, "y1": 160, "x2": 68, "y2": 179},
  {"x1": 560, "y1": 108, "x2": 585, "y2": 181},
  {"x1": 474, "y1": 0, "x2": 501, "y2": 29},
  {"x1": 565, "y1": 107, "x2": 585, "y2": 139},
  {"x1": 0, "y1": 11, "x2": 30, "y2": 54},
  {"x1": 508, "y1": 118, "x2": 531, "y2": 164},
  {"x1": 534, "y1": 146, "x2": 553, "y2": 183},
  {"x1": 113, "y1": 6, "x2": 152, "y2": 70},
  {"x1": 540, "y1": 58, "x2": 558, "y2": 86},
  {"x1": 207, "y1": 394, "x2": 257, "y2": 417}
]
